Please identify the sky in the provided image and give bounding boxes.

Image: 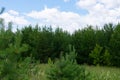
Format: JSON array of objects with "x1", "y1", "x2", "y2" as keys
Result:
[{"x1": 0, "y1": 0, "x2": 120, "y2": 32}]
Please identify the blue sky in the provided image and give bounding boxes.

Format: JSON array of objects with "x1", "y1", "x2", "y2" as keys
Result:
[
  {"x1": 0, "y1": 0, "x2": 87, "y2": 14},
  {"x1": 0, "y1": 0, "x2": 120, "y2": 32}
]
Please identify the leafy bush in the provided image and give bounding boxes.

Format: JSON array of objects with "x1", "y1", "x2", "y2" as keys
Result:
[{"x1": 46, "y1": 45, "x2": 92, "y2": 80}]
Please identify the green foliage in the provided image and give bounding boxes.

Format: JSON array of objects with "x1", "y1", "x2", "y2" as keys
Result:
[
  {"x1": 95, "y1": 29, "x2": 106, "y2": 47},
  {"x1": 103, "y1": 49, "x2": 111, "y2": 66},
  {"x1": 46, "y1": 45, "x2": 92, "y2": 80},
  {"x1": 109, "y1": 24, "x2": 120, "y2": 66},
  {"x1": 0, "y1": 19, "x2": 120, "y2": 67},
  {"x1": 52, "y1": 28, "x2": 71, "y2": 59},
  {"x1": 89, "y1": 44, "x2": 111, "y2": 66},
  {"x1": 89, "y1": 44, "x2": 103, "y2": 65},
  {"x1": 0, "y1": 20, "x2": 13, "y2": 50},
  {"x1": 0, "y1": 28, "x2": 33, "y2": 80},
  {"x1": 21, "y1": 26, "x2": 71, "y2": 63},
  {"x1": 1, "y1": 15, "x2": 120, "y2": 79},
  {"x1": 72, "y1": 26, "x2": 96, "y2": 64},
  {"x1": 18, "y1": 57, "x2": 37, "y2": 80},
  {"x1": 36, "y1": 26, "x2": 54, "y2": 62},
  {"x1": 86, "y1": 66, "x2": 120, "y2": 80}
]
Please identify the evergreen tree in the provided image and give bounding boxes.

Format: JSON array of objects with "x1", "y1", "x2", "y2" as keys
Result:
[
  {"x1": 46, "y1": 45, "x2": 92, "y2": 80},
  {"x1": 89, "y1": 44, "x2": 111, "y2": 66},
  {"x1": 52, "y1": 28, "x2": 71, "y2": 59},
  {"x1": 72, "y1": 26, "x2": 96, "y2": 64},
  {"x1": 0, "y1": 30, "x2": 29, "y2": 80},
  {"x1": 109, "y1": 24, "x2": 120, "y2": 66}
]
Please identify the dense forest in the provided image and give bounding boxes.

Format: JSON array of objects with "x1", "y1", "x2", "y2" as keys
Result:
[{"x1": 0, "y1": 18, "x2": 120, "y2": 67}]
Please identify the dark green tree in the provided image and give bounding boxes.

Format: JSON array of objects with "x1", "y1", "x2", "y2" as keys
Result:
[
  {"x1": 0, "y1": 30, "x2": 29, "y2": 80},
  {"x1": 72, "y1": 26, "x2": 96, "y2": 64},
  {"x1": 21, "y1": 25, "x2": 40, "y2": 58},
  {"x1": 52, "y1": 28, "x2": 71, "y2": 59},
  {"x1": 21, "y1": 26, "x2": 54, "y2": 62},
  {"x1": 103, "y1": 23, "x2": 114, "y2": 45},
  {"x1": 0, "y1": 20, "x2": 14, "y2": 50},
  {"x1": 36, "y1": 26, "x2": 54, "y2": 62},
  {"x1": 109, "y1": 24, "x2": 120, "y2": 67}
]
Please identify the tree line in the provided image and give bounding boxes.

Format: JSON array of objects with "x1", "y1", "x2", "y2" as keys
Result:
[{"x1": 0, "y1": 19, "x2": 120, "y2": 67}]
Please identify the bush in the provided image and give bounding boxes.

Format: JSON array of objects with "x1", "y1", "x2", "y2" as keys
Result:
[
  {"x1": 89, "y1": 44, "x2": 103, "y2": 65},
  {"x1": 46, "y1": 45, "x2": 92, "y2": 80},
  {"x1": 0, "y1": 31, "x2": 36, "y2": 80},
  {"x1": 89, "y1": 44, "x2": 111, "y2": 66}
]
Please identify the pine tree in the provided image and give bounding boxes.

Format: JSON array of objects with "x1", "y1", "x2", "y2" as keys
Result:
[
  {"x1": 0, "y1": 30, "x2": 30, "y2": 80},
  {"x1": 46, "y1": 45, "x2": 92, "y2": 80}
]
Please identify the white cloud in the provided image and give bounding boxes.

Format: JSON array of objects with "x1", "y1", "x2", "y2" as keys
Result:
[
  {"x1": 100, "y1": 0, "x2": 120, "y2": 9},
  {"x1": 0, "y1": 10, "x2": 29, "y2": 26},
  {"x1": 1, "y1": 0, "x2": 120, "y2": 33},
  {"x1": 8, "y1": 10, "x2": 19, "y2": 16},
  {"x1": 76, "y1": 0, "x2": 120, "y2": 9},
  {"x1": 76, "y1": 0, "x2": 97, "y2": 10},
  {"x1": 26, "y1": 7, "x2": 83, "y2": 32},
  {"x1": 26, "y1": 4, "x2": 120, "y2": 32},
  {"x1": 76, "y1": 0, "x2": 120, "y2": 27}
]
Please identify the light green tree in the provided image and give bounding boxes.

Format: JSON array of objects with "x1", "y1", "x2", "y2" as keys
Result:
[{"x1": 46, "y1": 45, "x2": 92, "y2": 80}]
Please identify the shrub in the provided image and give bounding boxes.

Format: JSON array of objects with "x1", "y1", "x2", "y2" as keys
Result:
[
  {"x1": 89, "y1": 44, "x2": 103, "y2": 65},
  {"x1": 89, "y1": 44, "x2": 111, "y2": 66},
  {"x1": 0, "y1": 31, "x2": 35, "y2": 80},
  {"x1": 102, "y1": 49, "x2": 111, "y2": 66},
  {"x1": 46, "y1": 45, "x2": 92, "y2": 80}
]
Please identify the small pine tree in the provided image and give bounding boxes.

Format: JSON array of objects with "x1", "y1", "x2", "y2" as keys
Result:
[
  {"x1": 103, "y1": 49, "x2": 111, "y2": 66},
  {"x1": 89, "y1": 44, "x2": 103, "y2": 65},
  {"x1": 46, "y1": 45, "x2": 92, "y2": 80},
  {"x1": 89, "y1": 44, "x2": 111, "y2": 66},
  {"x1": 0, "y1": 30, "x2": 32, "y2": 80}
]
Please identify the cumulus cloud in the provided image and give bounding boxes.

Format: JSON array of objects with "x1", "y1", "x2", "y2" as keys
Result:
[
  {"x1": 26, "y1": 3, "x2": 120, "y2": 32},
  {"x1": 26, "y1": 7, "x2": 83, "y2": 32},
  {"x1": 77, "y1": 0, "x2": 120, "y2": 9},
  {"x1": 8, "y1": 10, "x2": 19, "y2": 16},
  {"x1": 0, "y1": 10, "x2": 29, "y2": 26},
  {"x1": 76, "y1": 0, "x2": 120, "y2": 27},
  {"x1": 76, "y1": 0, "x2": 97, "y2": 10},
  {"x1": 1, "y1": 0, "x2": 120, "y2": 33},
  {"x1": 100, "y1": 0, "x2": 120, "y2": 9}
]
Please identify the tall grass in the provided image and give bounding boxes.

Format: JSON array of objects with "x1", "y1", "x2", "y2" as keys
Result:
[
  {"x1": 29, "y1": 64, "x2": 120, "y2": 80},
  {"x1": 85, "y1": 65, "x2": 120, "y2": 80}
]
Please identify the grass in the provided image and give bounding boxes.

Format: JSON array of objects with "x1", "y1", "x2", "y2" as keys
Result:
[
  {"x1": 85, "y1": 65, "x2": 120, "y2": 80},
  {"x1": 29, "y1": 64, "x2": 120, "y2": 80}
]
